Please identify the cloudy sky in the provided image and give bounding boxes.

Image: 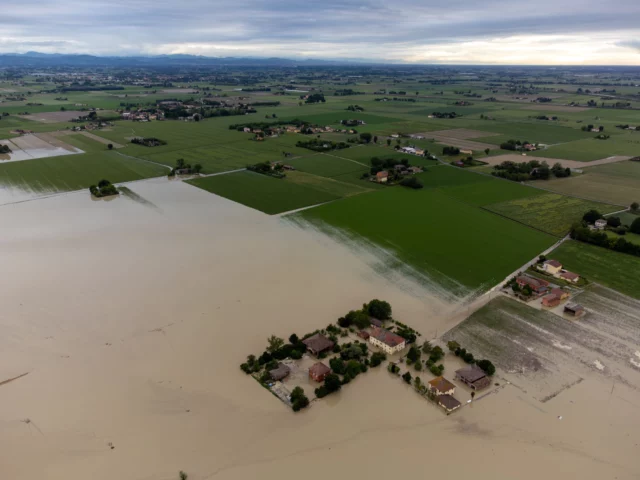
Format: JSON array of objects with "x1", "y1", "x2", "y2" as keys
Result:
[{"x1": 1, "y1": 0, "x2": 639, "y2": 64}]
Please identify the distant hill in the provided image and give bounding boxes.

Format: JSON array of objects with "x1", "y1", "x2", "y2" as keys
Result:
[{"x1": 0, "y1": 52, "x2": 357, "y2": 67}]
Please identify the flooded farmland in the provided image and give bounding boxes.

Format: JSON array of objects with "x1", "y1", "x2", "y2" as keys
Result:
[{"x1": 0, "y1": 179, "x2": 639, "y2": 479}]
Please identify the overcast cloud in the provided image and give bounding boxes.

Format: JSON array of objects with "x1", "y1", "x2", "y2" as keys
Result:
[{"x1": 0, "y1": 0, "x2": 639, "y2": 64}]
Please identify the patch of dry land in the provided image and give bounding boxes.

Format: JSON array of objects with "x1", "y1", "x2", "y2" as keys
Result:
[
  {"x1": 0, "y1": 180, "x2": 638, "y2": 479},
  {"x1": 22, "y1": 110, "x2": 91, "y2": 123},
  {"x1": 0, "y1": 133, "x2": 82, "y2": 161},
  {"x1": 486, "y1": 153, "x2": 632, "y2": 169}
]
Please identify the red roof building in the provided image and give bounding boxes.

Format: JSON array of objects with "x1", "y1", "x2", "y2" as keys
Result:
[{"x1": 309, "y1": 362, "x2": 331, "y2": 382}]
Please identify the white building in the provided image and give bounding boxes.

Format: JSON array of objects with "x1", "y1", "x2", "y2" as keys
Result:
[{"x1": 368, "y1": 327, "x2": 406, "y2": 355}]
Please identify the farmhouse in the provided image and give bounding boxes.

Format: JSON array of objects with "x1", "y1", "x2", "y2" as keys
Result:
[
  {"x1": 369, "y1": 317, "x2": 384, "y2": 328},
  {"x1": 455, "y1": 364, "x2": 491, "y2": 390},
  {"x1": 368, "y1": 327, "x2": 406, "y2": 355},
  {"x1": 542, "y1": 294, "x2": 562, "y2": 308},
  {"x1": 542, "y1": 259, "x2": 562, "y2": 275},
  {"x1": 309, "y1": 362, "x2": 331, "y2": 382},
  {"x1": 559, "y1": 271, "x2": 580, "y2": 283},
  {"x1": 357, "y1": 330, "x2": 370, "y2": 340},
  {"x1": 564, "y1": 303, "x2": 585, "y2": 317},
  {"x1": 516, "y1": 275, "x2": 550, "y2": 293},
  {"x1": 438, "y1": 394, "x2": 462, "y2": 413},
  {"x1": 376, "y1": 171, "x2": 389, "y2": 183},
  {"x1": 460, "y1": 149, "x2": 473, "y2": 155},
  {"x1": 269, "y1": 363, "x2": 290, "y2": 381},
  {"x1": 302, "y1": 333, "x2": 335, "y2": 357},
  {"x1": 594, "y1": 219, "x2": 607, "y2": 230},
  {"x1": 428, "y1": 376, "x2": 456, "y2": 396}
]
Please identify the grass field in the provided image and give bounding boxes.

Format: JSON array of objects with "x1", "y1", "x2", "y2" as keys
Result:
[
  {"x1": 0, "y1": 151, "x2": 168, "y2": 194},
  {"x1": 616, "y1": 210, "x2": 640, "y2": 226},
  {"x1": 486, "y1": 193, "x2": 620, "y2": 237},
  {"x1": 532, "y1": 134, "x2": 640, "y2": 161},
  {"x1": 288, "y1": 153, "x2": 368, "y2": 177},
  {"x1": 296, "y1": 185, "x2": 556, "y2": 291},
  {"x1": 551, "y1": 240, "x2": 640, "y2": 299},
  {"x1": 537, "y1": 161, "x2": 640, "y2": 206},
  {"x1": 187, "y1": 170, "x2": 354, "y2": 214}
]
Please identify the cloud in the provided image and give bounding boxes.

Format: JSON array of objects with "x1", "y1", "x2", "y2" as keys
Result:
[{"x1": 0, "y1": 0, "x2": 638, "y2": 63}]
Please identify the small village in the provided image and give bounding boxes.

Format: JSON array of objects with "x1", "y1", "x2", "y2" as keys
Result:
[
  {"x1": 504, "y1": 257, "x2": 587, "y2": 319},
  {"x1": 240, "y1": 299, "x2": 498, "y2": 414}
]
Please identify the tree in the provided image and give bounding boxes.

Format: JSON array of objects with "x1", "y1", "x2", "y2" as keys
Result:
[
  {"x1": 98, "y1": 179, "x2": 111, "y2": 188},
  {"x1": 267, "y1": 335, "x2": 284, "y2": 353},
  {"x1": 176, "y1": 158, "x2": 186, "y2": 169},
  {"x1": 402, "y1": 371, "x2": 412, "y2": 384},
  {"x1": 290, "y1": 386, "x2": 310, "y2": 411},
  {"x1": 407, "y1": 345, "x2": 421, "y2": 363},
  {"x1": 373, "y1": 135, "x2": 378, "y2": 143},
  {"x1": 422, "y1": 340, "x2": 433, "y2": 355},
  {"x1": 366, "y1": 299, "x2": 392, "y2": 320},
  {"x1": 630, "y1": 217, "x2": 640, "y2": 234},
  {"x1": 631, "y1": 202, "x2": 639, "y2": 212},
  {"x1": 400, "y1": 177, "x2": 424, "y2": 189},
  {"x1": 329, "y1": 357, "x2": 346, "y2": 375},
  {"x1": 583, "y1": 209, "x2": 602, "y2": 224},
  {"x1": 179, "y1": 471, "x2": 188, "y2": 480},
  {"x1": 446, "y1": 341, "x2": 460, "y2": 352},
  {"x1": 324, "y1": 373, "x2": 342, "y2": 393},
  {"x1": 107, "y1": 143, "x2": 113, "y2": 150},
  {"x1": 192, "y1": 163, "x2": 203, "y2": 174},
  {"x1": 414, "y1": 376, "x2": 422, "y2": 390},
  {"x1": 289, "y1": 333, "x2": 299, "y2": 344},
  {"x1": 607, "y1": 216, "x2": 621, "y2": 228},
  {"x1": 386, "y1": 139, "x2": 391, "y2": 146},
  {"x1": 429, "y1": 346, "x2": 444, "y2": 363},
  {"x1": 484, "y1": 148, "x2": 490, "y2": 155},
  {"x1": 345, "y1": 360, "x2": 363, "y2": 378},
  {"x1": 359, "y1": 132, "x2": 372, "y2": 143},
  {"x1": 370, "y1": 351, "x2": 387, "y2": 367},
  {"x1": 476, "y1": 359, "x2": 496, "y2": 376}
]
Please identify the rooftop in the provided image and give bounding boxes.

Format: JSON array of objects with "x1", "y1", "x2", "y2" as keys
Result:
[
  {"x1": 428, "y1": 376, "x2": 456, "y2": 392},
  {"x1": 455, "y1": 364, "x2": 486, "y2": 383},
  {"x1": 438, "y1": 394, "x2": 462, "y2": 410},
  {"x1": 544, "y1": 259, "x2": 562, "y2": 268},
  {"x1": 309, "y1": 362, "x2": 331, "y2": 377},
  {"x1": 302, "y1": 333, "x2": 335, "y2": 353},
  {"x1": 370, "y1": 326, "x2": 405, "y2": 348}
]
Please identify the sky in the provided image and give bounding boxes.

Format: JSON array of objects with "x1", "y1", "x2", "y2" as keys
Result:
[{"x1": 0, "y1": 0, "x2": 639, "y2": 65}]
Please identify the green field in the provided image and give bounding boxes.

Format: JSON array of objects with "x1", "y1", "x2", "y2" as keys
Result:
[
  {"x1": 187, "y1": 170, "x2": 354, "y2": 214},
  {"x1": 288, "y1": 153, "x2": 368, "y2": 177},
  {"x1": 486, "y1": 193, "x2": 620, "y2": 237},
  {"x1": 0, "y1": 151, "x2": 168, "y2": 194},
  {"x1": 296, "y1": 184, "x2": 555, "y2": 291},
  {"x1": 535, "y1": 161, "x2": 640, "y2": 206},
  {"x1": 551, "y1": 240, "x2": 640, "y2": 299}
]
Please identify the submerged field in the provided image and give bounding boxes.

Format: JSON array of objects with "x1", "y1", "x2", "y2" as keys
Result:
[
  {"x1": 0, "y1": 151, "x2": 167, "y2": 197},
  {"x1": 550, "y1": 240, "x2": 640, "y2": 299}
]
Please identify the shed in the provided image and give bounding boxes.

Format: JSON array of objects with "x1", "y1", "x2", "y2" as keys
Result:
[
  {"x1": 369, "y1": 317, "x2": 383, "y2": 328},
  {"x1": 428, "y1": 376, "x2": 456, "y2": 396},
  {"x1": 438, "y1": 394, "x2": 462, "y2": 413},
  {"x1": 309, "y1": 362, "x2": 331, "y2": 382},
  {"x1": 269, "y1": 363, "x2": 290, "y2": 381},
  {"x1": 455, "y1": 364, "x2": 490, "y2": 390},
  {"x1": 302, "y1": 333, "x2": 335, "y2": 356},
  {"x1": 564, "y1": 303, "x2": 585, "y2": 317},
  {"x1": 542, "y1": 294, "x2": 562, "y2": 308}
]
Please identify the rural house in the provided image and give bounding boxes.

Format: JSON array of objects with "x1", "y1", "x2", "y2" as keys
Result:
[
  {"x1": 542, "y1": 259, "x2": 562, "y2": 275},
  {"x1": 550, "y1": 287, "x2": 570, "y2": 300},
  {"x1": 542, "y1": 294, "x2": 562, "y2": 308},
  {"x1": 269, "y1": 363, "x2": 290, "y2": 381},
  {"x1": 309, "y1": 362, "x2": 331, "y2": 382},
  {"x1": 594, "y1": 219, "x2": 607, "y2": 229},
  {"x1": 357, "y1": 330, "x2": 370, "y2": 340},
  {"x1": 428, "y1": 376, "x2": 456, "y2": 396},
  {"x1": 376, "y1": 171, "x2": 389, "y2": 183},
  {"x1": 438, "y1": 394, "x2": 462, "y2": 413},
  {"x1": 302, "y1": 333, "x2": 335, "y2": 356},
  {"x1": 369, "y1": 317, "x2": 384, "y2": 328},
  {"x1": 516, "y1": 275, "x2": 550, "y2": 293},
  {"x1": 455, "y1": 364, "x2": 491, "y2": 390},
  {"x1": 559, "y1": 271, "x2": 580, "y2": 283},
  {"x1": 368, "y1": 327, "x2": 406, "y2": 355},
  {"x1": 564, "y1": 303, "x2": 585, "y2": 318}
]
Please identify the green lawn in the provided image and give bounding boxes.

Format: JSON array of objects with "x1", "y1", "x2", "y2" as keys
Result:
[
  {"x1": 187, "y1": 170, "x2": 343, "y2": 214},
  {"x1": 296, "y1": 186, "x2": 556, "y2": 291},
  {"x1": 486, "y1": 193, "x2": 620, "y2": 237},
  {"x1": 0, "y1": 151, "x2": 168, "y2": 194},
  {"x1": 551, "y1": 240, "x2": 640, "y2": 299}
]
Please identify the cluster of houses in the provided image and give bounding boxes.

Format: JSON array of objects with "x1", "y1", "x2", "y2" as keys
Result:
[
  {"x1": 399, "y1": 146, "x2": 425, "y2": 156},
  {"x1": 121, "y1": 110, "x2": 165, "y2": 122},
  {"x1": 538, "y1": 259, "x2": 581, "y2": 284},
  {"x1": 374, "y1": 165, "x2": 423, "y2": 183},
  {"x1": 69, "y1": 121, "x2": 113, "y2": 132},
  {"x1": 425, "y1": 363, "x2": 493, "y2": 413}
]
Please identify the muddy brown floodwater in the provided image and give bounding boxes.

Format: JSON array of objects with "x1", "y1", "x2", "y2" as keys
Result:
[{"x1": 0, "y1": 179, "x2": 638, "y2": 479}]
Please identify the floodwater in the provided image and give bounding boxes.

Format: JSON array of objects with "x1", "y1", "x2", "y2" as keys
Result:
[
  {"x1": 0, "y1": 135, "x2": 83, "y2": 162},
  {"x1": 0, "y1": 179, "x2": 638, "y2": 479}
]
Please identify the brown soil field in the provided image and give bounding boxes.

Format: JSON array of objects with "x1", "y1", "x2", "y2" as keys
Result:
[
  {"x1": 23, "y1": 111, "x2": 87, "y2": 123},
  {"x1": 161, "y1": 88, "x2": 199, "y2": 94},
  {"x1": 33, "y1": 133, "x2": 79, "y2": 151},
  {"x1": 523, "y1": 105, "x2": 592, "y2": 113},
  {"x1": 49, "y1": 130, "x2": 124, "y2": 148},
  {"x1": 485, "y1": 153, "x2": 632, "y2": 169}
]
